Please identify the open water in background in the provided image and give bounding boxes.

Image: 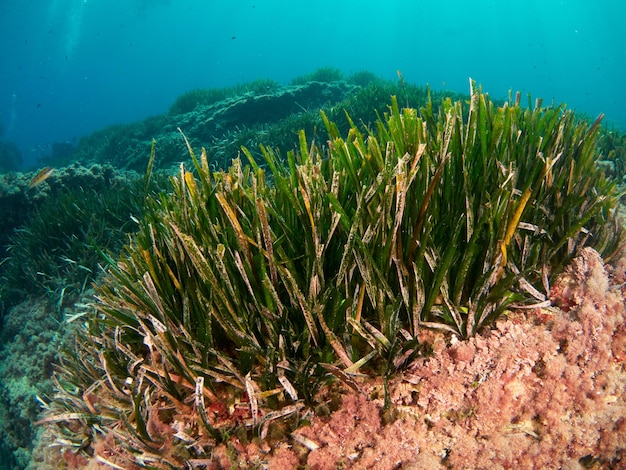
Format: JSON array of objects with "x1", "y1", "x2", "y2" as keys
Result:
[
  {"x1": 0, "y1": 2, "x2": 625, "y2": 468},
  {"x1": 0, "y1": 0, "x2": 624, "y2": 167}
]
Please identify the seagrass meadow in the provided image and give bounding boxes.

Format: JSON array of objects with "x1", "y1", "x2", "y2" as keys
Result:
[{"x1": 36, "y1": 82, "x2": 623, "y2": 468}]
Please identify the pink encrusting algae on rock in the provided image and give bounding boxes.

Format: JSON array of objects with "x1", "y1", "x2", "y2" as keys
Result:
[{"x1": 243, "y1": 247, "x2": 625, "y2": 469}]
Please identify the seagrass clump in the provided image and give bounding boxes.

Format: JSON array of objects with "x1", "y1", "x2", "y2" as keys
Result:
[{"x1": 39, "y1": 82, "x2": 621, "y2": 467}]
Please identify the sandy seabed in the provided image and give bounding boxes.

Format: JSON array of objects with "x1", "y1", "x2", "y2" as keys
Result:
[{"x1": 32, "y1": 247, "x2": 626, "y2": 469}]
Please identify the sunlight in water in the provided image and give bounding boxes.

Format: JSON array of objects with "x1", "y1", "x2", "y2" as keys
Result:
[{"x1": 46, "y1": 0, "x2": 88, "y2": 59}]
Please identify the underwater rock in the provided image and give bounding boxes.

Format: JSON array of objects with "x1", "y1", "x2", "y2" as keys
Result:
[
  {"x1": 47, "y1": 141, "x2": 76, "y2": 166},
  {"x1": 183, "y1": 80, "x2": 357, "y2": 132},
  {"x1": 71, "y1": 81, "x2": 358, "y2": 171},
  {"x1": 0, "y1": 140, "x2": 22, "y2": 173}
]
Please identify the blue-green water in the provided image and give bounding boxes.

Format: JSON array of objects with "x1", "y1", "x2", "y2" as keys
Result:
[{"x1": 0, "y1": 0, "x2": 624, "y2": 166}]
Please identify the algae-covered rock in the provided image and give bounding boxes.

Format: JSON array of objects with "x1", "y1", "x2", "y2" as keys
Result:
[{"x1": 71, "y1": 81, "x2": 357, "y2": 171}]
